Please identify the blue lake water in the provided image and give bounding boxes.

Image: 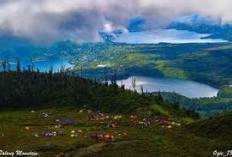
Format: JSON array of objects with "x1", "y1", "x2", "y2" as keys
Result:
[
  {"x1": 115, "y1": 76, "x2": 219, "y2": 98},
  {"x1": 0, "y1": 59, "x2": 73, "y2": 72},
  {"x1": 115, "y1": 29, "x2": 227, "y2": 44},
  {"x1": 0, "y1": 59, "x2": 218, "y2": 98}
]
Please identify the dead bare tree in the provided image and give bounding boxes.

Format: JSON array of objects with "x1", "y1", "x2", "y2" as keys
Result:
[
  {"x1": 140, "y1": 85, "x2": 144, "y2": 94},
  {"x1": 132, "y1": 77, "x2": 136, "y2": 92},
  {"x1": 2, "y1": 60, "x2": 7, "y2": 72}
]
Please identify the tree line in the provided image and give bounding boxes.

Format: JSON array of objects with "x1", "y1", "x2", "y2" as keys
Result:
[{"x1": 0, "y1": 59, "x2": 199, "y2": 119}]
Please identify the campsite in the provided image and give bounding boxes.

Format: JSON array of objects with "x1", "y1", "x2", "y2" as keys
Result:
[
  {"x1": 1, "y1": 104, "x2": 230, "y2": 156},
  {"x1": 1, "y1": 1, "x2": 232, "y2": 156}
]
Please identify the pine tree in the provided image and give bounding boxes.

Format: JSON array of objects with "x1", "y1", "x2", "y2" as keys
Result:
[{"x1": 16, "y1": 59, "x2": 21, "y2": 73}]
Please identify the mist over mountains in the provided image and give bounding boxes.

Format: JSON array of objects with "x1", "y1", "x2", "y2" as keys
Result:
[
  {"x1": 98, "y1": 14, "x2": 232, "y2": 43},
  {"x1": 168, "y1": 14, "x2": 232, "y2": 41},
  {"x1": 0, "y1": 0, "x2": 232, "y2": 44}
]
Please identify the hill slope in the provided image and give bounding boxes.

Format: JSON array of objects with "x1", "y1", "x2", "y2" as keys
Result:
[
  {"x1": 0, "y1": 71, "x2": 231, "y2": 156},
  {"x1": 0, "y1": 71, "x2": 196, "y2": 119}
]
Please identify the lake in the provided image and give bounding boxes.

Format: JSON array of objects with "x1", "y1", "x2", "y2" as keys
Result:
[
  {"x1": 1, "y1": 59, "x2": 219, "y2": 98},
  {"x1": 115, "y1": 76, "x2": 219, "y2": 98},
  {"x1": 115, "y1": 29, "x2": 227, "y2": 44},
  {"x1": 0, "y1": 59, "x2": 73, "y2": 72}
]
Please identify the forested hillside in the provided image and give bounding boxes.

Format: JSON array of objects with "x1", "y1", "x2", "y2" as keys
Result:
[{"x1": 0, "y1": 70, "x2": 198, "y2": 120}]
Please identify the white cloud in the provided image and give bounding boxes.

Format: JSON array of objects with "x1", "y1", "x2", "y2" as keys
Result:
[
  {"x1": 0, "y1": 0, "x2": 231, "y2": 44},
  {"x1": 104, "y1": 23, "x2": 114, "y2": 33}
]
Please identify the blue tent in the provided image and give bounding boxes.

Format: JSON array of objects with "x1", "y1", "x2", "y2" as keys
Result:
[{"x1": 66, "y1": 119, "x2": 73, "y2": 124}]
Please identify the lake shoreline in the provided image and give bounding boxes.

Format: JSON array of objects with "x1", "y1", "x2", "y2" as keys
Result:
[
  {"x1": 112, "y1": 75, "x2": 219, "y2": 98},
  {"x1": 73, "y1": 66, "x2": 222, "y2": 90}
]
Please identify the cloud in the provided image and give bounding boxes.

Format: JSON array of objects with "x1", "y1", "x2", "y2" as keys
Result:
[{"x1": 0, "y1": 0, "x2": 231, "y2": 44}]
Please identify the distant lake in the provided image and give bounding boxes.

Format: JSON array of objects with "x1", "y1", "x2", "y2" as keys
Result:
[
  {"x1": 115, "y1": 29, "x2": 227, "y2": 44},
  {"x1": 0, "y1": 59, "x2": 73, "y2": 72},
  {"x1": 115, "y1": 76, "x2": 219, "y2": 98}
]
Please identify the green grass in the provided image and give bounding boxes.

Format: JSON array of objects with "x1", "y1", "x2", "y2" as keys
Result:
[
  {"x1": 0, "y1": 109, "x2": 230, "y2": 156},
  {"x1": 218, "y1": 86, "x2": 232, "y2": 98},
  {"x1": 149, "y1": 104, "x2": 170, "y2": 117},
  {"x1": 126, "y1": 53, "x2": 160, "y2": 61}
]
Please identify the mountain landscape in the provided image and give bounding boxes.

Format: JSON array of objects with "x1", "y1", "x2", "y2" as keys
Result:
[
  {"x1": 1, "y1": 0, "x2": 232, "y2": 157},
  {"x1": 168, "y1": 14, "x2": 232, "y2": 41}
]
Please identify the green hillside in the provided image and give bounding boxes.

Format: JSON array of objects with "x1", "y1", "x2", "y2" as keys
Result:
[
  {"x1": 188, "y1": 112, "x2": 232, "y2": 139},
  {"x1": 0, "y1": 71, "x2": 231, "y2": 156},
  {"x1": 69, "y1": 42, "x2": 232, "y2": 117},
  {"x1": 71, "y1": 42, "x2": 232, "y2": 87}
]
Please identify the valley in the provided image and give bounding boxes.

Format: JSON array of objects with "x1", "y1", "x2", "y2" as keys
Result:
[
  {"x1": 1, "y1": 1, "x2": 232, "y2": 156},
  {"x1": 69, "y1": 42, "x2": 232, "y2": 117},
  {"x1": 2, "y1": 41, "x2": 232, "y2": 117}
]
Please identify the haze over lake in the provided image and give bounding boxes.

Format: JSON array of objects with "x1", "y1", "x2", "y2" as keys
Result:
[
  {"x1": 116, "y1": 76, "x2": 219, "y2": 98},
  {"x1": 115, "y1": 29, "x2": 227, "y2": 44}
]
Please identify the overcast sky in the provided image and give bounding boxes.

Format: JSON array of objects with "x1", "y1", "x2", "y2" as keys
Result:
[{"x1": 0, "y1": 0, "x2": 231, "y2": 44}]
